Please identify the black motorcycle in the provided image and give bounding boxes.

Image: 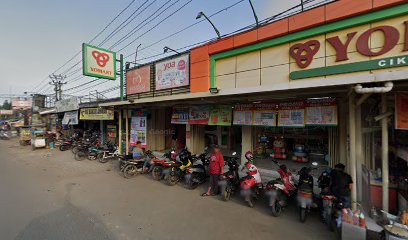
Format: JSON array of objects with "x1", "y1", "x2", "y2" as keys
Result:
[
  {"x1": 98, "y1": 143, "x2": 119, "y2": 163},
  {"x1": 219, "y1": 152, "x2": 240, "y2": 201},
  {"x1": 296, "y1": 165, "x2": 317, "y2": 223},
  {"x1": 184, "y1": 149, "x2": 210, "y2": 189},
  {"x1": 163, "y1": 149, "x2": 190, "y2": 186}
]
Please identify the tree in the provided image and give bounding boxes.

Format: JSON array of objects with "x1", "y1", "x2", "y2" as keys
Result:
[{"x1": 1, "y1": 100, "x2": 12, "y2": 110}]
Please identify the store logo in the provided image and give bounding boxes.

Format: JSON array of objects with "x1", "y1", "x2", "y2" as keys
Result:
[
  {"x1": 291, "y1": 21, "x2": 408, "y2": 68},
  {"x1": 92, "y1": 50, "x2": 110, "y2": 67}
]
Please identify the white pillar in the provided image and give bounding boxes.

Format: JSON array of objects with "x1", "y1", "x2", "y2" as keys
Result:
[
  {"x1": 356, "y1": 104, "x2": 363, "y2": 203},
  {"x1": 118, "y1": 110, "x2": 123, "y2": 154},
  {"x1": 241, "y1": 126, "x2": 253, "y2": 164},
  {"x1": 125, "y1": 109, "x2": 129, "y2": 154},
  {"x1": 349, "y1": 94, "x2": 357, "y2": 210},
  {"x1": 381, "y1": 93, "x2": 389, "y2": 213}
]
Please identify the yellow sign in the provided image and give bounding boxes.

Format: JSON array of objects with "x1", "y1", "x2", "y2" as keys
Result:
[{"x1": 80, "y1": 108, "x2": 114, "y2": 120}]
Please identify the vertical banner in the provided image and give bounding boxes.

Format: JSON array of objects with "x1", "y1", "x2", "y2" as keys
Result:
[
  {"x1": 278, "y1": 101, "x2": 305, "y2": 127},
  {"x1": 305, "y1": 98, "x2": 338, "y2": 125},
  {"x1": 188, "y1": 106, "x2": 209, "y2": 125},
  {"x1": 171, "y1": 107, "x2": 189, "y2": 124},
  {"x1": 131, "y1": 113, "x2": 147, "y2": 146},
  {"x1": 209, "y1": 105, "x2": 232, "y2": 126},
  {"x1": 233, "y1": 104, "x2": 254, "y2": 125},
  {"x1": 155, "y1": 54, "x2": 189, "y2": 90},
  {"x1": 253, "y1": 103, "x2": 277, "y2": 126},
  {"x1": 107, "y1": 125, "x2": 117, "y2": 143},
  {"x1": 395, "y1": 93, "x2": 408, "y2": 130}
]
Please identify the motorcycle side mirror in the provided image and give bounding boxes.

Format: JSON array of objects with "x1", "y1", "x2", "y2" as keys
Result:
[
  {"x1": 312, "y1": 162, "x2": 318, "y2": 166},
  {"x1": 232, "y1": 152, "x2": 237, "y2": 156}
]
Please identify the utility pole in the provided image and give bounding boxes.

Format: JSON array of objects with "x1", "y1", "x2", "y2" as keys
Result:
[{"x1": 49, "y1": 74, "x2": 67, "y2": 102}]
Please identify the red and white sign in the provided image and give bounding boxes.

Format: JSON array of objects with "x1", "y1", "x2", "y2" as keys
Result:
[
  {"x1": 83, "y1": 43, "x2": 116, "y2": 80},
  {"x1": 126, "y1": 66, "x2": 151, "y2": 95},
  {"x1": 12, "y1": 100, "x2": 31, "y2": 110},
  {"x1": 155, "y1": 54, "x2": 189, "y2": 90}
]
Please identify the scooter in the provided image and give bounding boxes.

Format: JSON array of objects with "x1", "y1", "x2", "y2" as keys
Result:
[
  {"x1": 163, "y1": 148, "x2": 191, "y2": 186},
  {"x1": 98, "y1": 144, "x2": 119, "y2": 163},
  {"x1": 239, "y1": 151, "x2": 263, "y2": 208},
  {"x1": 219, "y1": 152, "x2": 240, "y2": 201},
  {"x1": 150, "y1": 149, "x2": 177, "y2": 181},
  {"x1": 120, "y1": 150, "x2": 157, "y2": 179},
  {"x1": 265, "y1": 160, "x2": 297, "y2": 217},
  {"x1": 184, "y1": 149, "x2": 210, "y2": 189},
  {"x1": 296, "y1": 164, "x2": 318, "y2": 223}
]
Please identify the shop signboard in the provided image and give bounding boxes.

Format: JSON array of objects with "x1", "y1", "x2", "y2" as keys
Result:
[
  {"x1": 62, "y1": 111, "x2": 78, "y2": 125},
  {"x1": 305, "y1": 98, "x2": 338, "y2": 126},
  {"x1": 131, "y1": 112, "x2": 147, "y2": 146},
  {"x1": 155, "y1": 54, "x2": 189, "y2": 90},
  {"x1": 0, "y1": 110, "x2": 13, "y2": 115},
  {"x1": 188, "y1": 106, "x2": 209, "y2": 125},
  {"x1": 11, "y1": 99, "x2": 31, "y2": 110},
  {"x1": 209, "y1": 105, "x2": 232, "y2": 126},
  {"x1": 80, "y1": 108, "x2": 114, "y2": 120},
  {"x1": 233, "y1": 104, "x2": 253, "y2": 125},
  {"x1": 277, "y1": 101, "x2": 305, "y2": 127},
  {"x1": 252, "y1": 103, "x2": 278, "y2": 126},
  {"x1": 395, "y1": 93, "x2": 408, "y2": 130},
  {"x1": 126, "y1": 65, "x2": 151, "y2": 95},
  {"x1": 82, "y1": 43, "x2": 116, "y2": 80},
  {"x1": 107, "y1": 125, "x2": 117, "y2": 142},
  {"x1": 55, "y1": 97, "x2": 79, "y2": 113},
  {"x1": 171, "y1": 107, "x2": 189, "y2": 124}
]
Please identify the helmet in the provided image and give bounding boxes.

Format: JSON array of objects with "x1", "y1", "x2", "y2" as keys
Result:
[
  {"x1": 179, "y1": 148, "x2": 191, "y2": 162},
  {"x1": 245, "y1": 151, "x2": 254, "y2": 161}
]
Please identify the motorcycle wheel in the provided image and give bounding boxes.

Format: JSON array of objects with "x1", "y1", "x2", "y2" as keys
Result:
[
  {"x1": 300, "y1": 208, "x2": 307, "y2": 223},
  {"x1": 98, "y1": 154, "x2": 109, "y2": 163},
  {"x1": 151, "y1": 166, "x2": 163, "y2": 181},
  {"x1": 164, "y1": 173, "x2": 178, "y2": 186},
  {"x1": 123, "y1": 165, "x2": 138, "y2": 179},
  {"x1": 59, "y1": 145, "x2": 67, "y2": 151},
  {"x1": 72, "y1": 146, "x2": 78, "y2": 154},
  {"x1": 75, "y1": 151, "x2": 86, "y2": 161},
  {"x1": 271, "y1": 201, "x2": 282, "y2": 217}
]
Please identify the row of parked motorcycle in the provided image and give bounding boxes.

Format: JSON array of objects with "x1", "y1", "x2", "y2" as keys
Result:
[{"x1": 56, "y1": 131, "x2": 343, "y2": 230}]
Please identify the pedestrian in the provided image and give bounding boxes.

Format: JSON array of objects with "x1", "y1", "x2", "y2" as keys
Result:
[
  {"x1": 202, "y1": 145, "x2": 224, "y2": 196},
  {"x1": 330, "y1": 163, "x2": 353, "y2": 208}
]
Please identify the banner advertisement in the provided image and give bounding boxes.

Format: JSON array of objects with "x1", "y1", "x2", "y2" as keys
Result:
[
  {"x1": 277, "y1": 101, "x2": 305, "y2": 127},
  {"x1": 155, "y1": 54, "x2": 189, "y2": 90},
  {"x1": 55, "y1": 97, "x2": 79, "y2": 113},
  {"x1": 395, "y1": 93, "x2": 408, "y2": 130},
  {"x1": 12, "y1": 100, "x2": 32, "y2": 110},
  {"x1": 126, "y1": 66, "x2": 151, "y2": 95},
  {"x1": 171, "y1": 107, "x2": 189, "y2": 124},
  {"x1": 305, "y1": 98, "x2": 338, "y2": 125},
  {"x1": 107, "y1": 125, "x2": 117, "y2": 142},
  {"x1": 188, "y1": 106, "x2": 209, "y2": 125},
  {"x1": 131, "y1": 114, "x2": 147, "y2": 146},
  {"x1": 80, "y1": 108, "x2": 114, "y2": 120},
  {"x1": 233, "y1": 104, "x2": 254, "y2": 125},
  {"x1": 83, "y1": 43, "x2": 116, "y2": 80},
  {"x1": 0, "y1": 110, "x2": 13, "y2": 115},
  {"x1": 252, "y1": 103, "x2": 277, "y2": 126},
  {"x1": 209, "y1": 105, "x2": 232, "y2": 126},
  {"x1": 62, "y1": 111, "x2": 78, "y2": 125}
]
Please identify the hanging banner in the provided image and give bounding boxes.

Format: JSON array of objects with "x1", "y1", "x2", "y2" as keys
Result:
[
  {"x1": 62, "y1": 111, "x2": 78, "y2": 125},
  {"x1": 171, "y1": 107, "x2": 189, "y2": 124},
  {"x1": 253, "y1": 103, "x2": 277, "y2": 126},
  {"x1": 209, "y1": 105, "x2": 232, "y2": 126},
  {"x1": 55, "y1": 97, "x2": 79, "y2": 113},
  {"x1": 12, "y1": 99, "x2": 32, "y2": 110},
  {"x1": 80, "y1": 108, "x2": 114, "y2": 120},
  {"x1": 131, "y1": 113, "x2": 147, "y2": 146},
  {"x1": 305, "y1": 98, "x2": 338, "y2": 125},
  {"x1": 155, "y1": 54, "x2": 189, "y2": 90},
  {"x1": 233, "y1": 104, "x2": 254, "y2": 125},
  {"x1": 82, "y1": 43, "x2": 116, "y2": 80},
  {"x1": 395, "y1": 93, "x2": 408, "y2": 130},
  {"x1": 188, "y1": 106, "x2": 209, "y2": 125},
  {"x1": 278, "y1": 101, "x2": 305, "y2": 127},
  {"x1": 126, "y1": 65, "x2": 151, "y2": 95}
]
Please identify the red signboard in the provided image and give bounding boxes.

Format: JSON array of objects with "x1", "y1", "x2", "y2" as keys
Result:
[
  {"x1": 126, "y1": 66, "x2": 151, "y2": 95},
  {"x1": 395, "y1": 93, "x2": 408, "y2": 130}
]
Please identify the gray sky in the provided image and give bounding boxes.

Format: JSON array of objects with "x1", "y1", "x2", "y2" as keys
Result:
[{"x1": 0, "y1": 0, "x2": 304, "y2": 99}]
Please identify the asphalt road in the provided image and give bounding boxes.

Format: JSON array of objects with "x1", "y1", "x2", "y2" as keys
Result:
[{"x1": 0, "y1": 139, "x2": 335, "y2": 240}]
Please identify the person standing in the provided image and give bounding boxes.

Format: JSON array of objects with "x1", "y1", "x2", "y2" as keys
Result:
[
  {"x1": 202, "y1": 145, "x2": 224, "y2": 196},
  {"x1": 330, "y1": 163, "x2": 353, "y2": 208}
]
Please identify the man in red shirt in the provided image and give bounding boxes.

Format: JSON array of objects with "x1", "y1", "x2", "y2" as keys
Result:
[{"x1": 202, "y1": 145, "x2": 224, "y2": 196}]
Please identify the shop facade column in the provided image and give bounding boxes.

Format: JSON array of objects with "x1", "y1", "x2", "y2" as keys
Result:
[
  {"x1": 349, "y1": 94, "x2": 357, "y2": 210},
  {"x1": 118, "y1": 109, "x2": 123, "y2": 154},
  {"x1": 186, "y1": 124, "x2": 205, "y2": 154},
  {"x1": 125, "y1": 109, "x2": 129, "y2": 154},
  {"x1": 100, "y1": 120, "x2": 105, "y2": 143},
  {"x1": 356, "y1": 103, "x2": 363, "y2": 203},
  {"x1": 241, "y1": 125, "x2": 253, "y2": 164},
  {"x1": 381, "y1": 93, "x2": 389, "y2": 213}
]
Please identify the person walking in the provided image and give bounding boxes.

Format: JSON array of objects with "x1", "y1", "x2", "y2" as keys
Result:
[{"x1": 202, "y1": 145, "x2": 224, "y2": 196}]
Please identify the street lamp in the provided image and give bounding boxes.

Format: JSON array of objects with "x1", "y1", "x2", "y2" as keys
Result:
[
  {"x1": 163, "y1": 46, "x2": 180, "y2": 54},
  {"x1": 125, "y1": 43, "x2": 142, "y2": 71},
  {"x1": 196, "y1": 11, "x2": 221, "y2": 39}
]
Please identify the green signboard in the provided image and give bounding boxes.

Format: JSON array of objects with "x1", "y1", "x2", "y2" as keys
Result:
[{"x1": 82, "y1": 43, "x2": 117, "y2": 80}]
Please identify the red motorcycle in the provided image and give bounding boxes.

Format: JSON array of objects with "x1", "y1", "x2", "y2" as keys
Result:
[
  {"x1": 239, "y1": 151, "x2": 263, "y2": 208},
  {"x1": 151, "y1": 149, "x2": 177, "y2": 181},
  {"x1": 265, "y1": 160, "x2": 297, "y2": 217}
]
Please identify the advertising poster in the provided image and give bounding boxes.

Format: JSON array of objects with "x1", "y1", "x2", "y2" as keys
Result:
[
  {"x1": 253, "y1": 103, "x2": 277, "y2": 126},
  {"x1": 171, "y1": 107, "x2": 189, "y2": 124},
  {"x1": 277, "y1": 101, "x2": 305, "y2": 127},
  {"x1": 209, "y1": 105, "x2": 232, "y2": 126},
  {"x1": 233, "y1": 104, "x2": 253, "y2": 125},
  {"x1": 126, "y1": 65, "x2": 151, "y2": 95},
  {"x1": 80, "y1": 108, "x2": 114, "y2": 120},
  {"x1": 107, "y1": 125, "x2": 117, "y2": 143},
  {"x1": 395, "y1": 93, "x2": 408, "y2": 130},
  {"x1": 55, "y1": 97, "x2": 79, "y2": 113},
  {"x1": 305, "y1": 98, "x2": 338, "y2": 125},
  {"x1": 62, "y1": 111, "x2": 78, "y2": 125},
  {"x1": 155, "y1": 54, "x2": 189, "y2": 90},
  {"x1": 188, "y1": 106, "x2": 209, "y2": 125},
  {"x1": 131, "y1": 114, "x2": 147, "y2": 146},
  {"x1": 12, "y1": 100, "x2": 32, "y2": 110}
]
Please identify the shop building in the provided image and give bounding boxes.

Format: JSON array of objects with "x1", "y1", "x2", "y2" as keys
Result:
[{"x1": 100, "y1": 0, "x2": 408, "y2": 214}]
